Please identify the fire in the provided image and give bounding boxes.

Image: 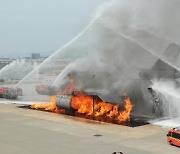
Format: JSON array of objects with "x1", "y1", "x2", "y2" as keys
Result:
[
  {"x1": 71, "y1": 92, "x2": 133, "y2": 123},
  {"x1": 71, "y1": 94, "x2": 93, "y2": 115},
  {"x1": 31, "y1": 95, "x2": 65, "y2": 114},
  {"x1": 31, "y1": 92, "x2": 133, "y2": 124}
]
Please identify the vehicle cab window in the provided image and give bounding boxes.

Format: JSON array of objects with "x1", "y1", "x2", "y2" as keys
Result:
[{"x1": 167, "y1": 132, "x2": 171, "y2": 137}]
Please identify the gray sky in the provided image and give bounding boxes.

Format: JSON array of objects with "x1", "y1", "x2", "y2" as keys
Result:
[{"x1": 0, "y1": 0, "x2": 106, "y2": 58}]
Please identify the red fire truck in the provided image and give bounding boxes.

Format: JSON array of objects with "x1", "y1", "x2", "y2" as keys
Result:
[
  {"x1": 35, "y1": 85, "x2": 58, "y2": 96},
  {"x1": 0, "y1": 87, "x2": 18, "y2": 99},
  {"x1": 167, "y1": 127, "x2": 180, "y2": 147}
]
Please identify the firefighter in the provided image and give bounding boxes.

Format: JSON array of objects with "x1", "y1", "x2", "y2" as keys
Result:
[
  {"x1": 148, "y1": 87, "x2": 163, "y2": 116},
  {"x1": 152, "y1": 93, "x2": 163, "y2": 116}
]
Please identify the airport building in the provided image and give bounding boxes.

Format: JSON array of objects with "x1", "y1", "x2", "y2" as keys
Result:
[
  {"x1": 31, "y1": 53, "x2": 41, "y2": 59},
  {"x1": 0, "y1": 58, "x2": 14, "y2": 70}
]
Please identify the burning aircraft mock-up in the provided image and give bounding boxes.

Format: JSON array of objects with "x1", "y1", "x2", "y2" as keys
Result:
[
  {"x1": 31, "y1": 43, "x2": 180, "y2": 125},
  {"x1": 53, "y1": 43, "x2": 180, "y2": 118},
  {"x1": 32, "y1": 71, "x2": 134, "y2": 125}
]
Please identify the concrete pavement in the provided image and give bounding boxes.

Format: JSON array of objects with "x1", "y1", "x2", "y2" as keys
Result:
[{"x1": 0, "y1": 104, "x2": 179, "y2": 154}]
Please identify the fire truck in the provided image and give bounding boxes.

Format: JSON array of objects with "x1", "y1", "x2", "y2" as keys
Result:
[
  {"x1": 167, "y1": 127, "x2": 180, "y2": 147},
  {"x1": 35, "y1": 85, "x2": 58, "y2": 96},
  {"x1": 0, "y1": 87, "x2": 18, "y2": 99}
]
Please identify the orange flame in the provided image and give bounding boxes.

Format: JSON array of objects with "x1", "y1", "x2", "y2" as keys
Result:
[
  {"x1": 71, "y1": 92, "x2": 133, "y2": 123},
  {"x1": 31, "y1": 95, "x2": 65, "y2": 114},
  {"x1": 31, "y1": 92, "x2": 133, "y2": 124}
]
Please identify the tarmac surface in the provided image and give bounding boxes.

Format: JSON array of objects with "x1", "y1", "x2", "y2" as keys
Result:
[{"x1": 0, "y1": 103, "x2": 180, "y2": 154}]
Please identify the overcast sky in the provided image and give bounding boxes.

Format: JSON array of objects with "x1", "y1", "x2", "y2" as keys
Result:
[{"x1": 0, "y1": 0, "x2": 106, "y2": 58}]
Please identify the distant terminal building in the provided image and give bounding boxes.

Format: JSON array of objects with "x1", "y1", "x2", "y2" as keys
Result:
[
  {"x1": 0, "y1": 58, "x2": 14, "y2": 70},
  {"x1": 31, "y1": 53, "x2": 40, "y2": 59}
]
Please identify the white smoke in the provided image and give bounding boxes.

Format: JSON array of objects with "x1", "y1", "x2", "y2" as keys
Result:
[
  {"x1": 54, "y1": 0, "x2": 171, "y2": 91},
  {"x1": 52, "y1": 0, "x2": 180, "y2": 118},
  {"x1": 15, "y1": 0, "x2": 180, "y2": 116}
]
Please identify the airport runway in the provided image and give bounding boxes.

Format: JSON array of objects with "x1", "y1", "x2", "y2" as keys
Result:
[{"x1": 0, "y1": 103, "x2": 179, "y2": 154}]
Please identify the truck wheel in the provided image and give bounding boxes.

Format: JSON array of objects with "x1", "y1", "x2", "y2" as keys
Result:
[{"x1": 169, "y1": 141, "x2": 173, "y2": 145}]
